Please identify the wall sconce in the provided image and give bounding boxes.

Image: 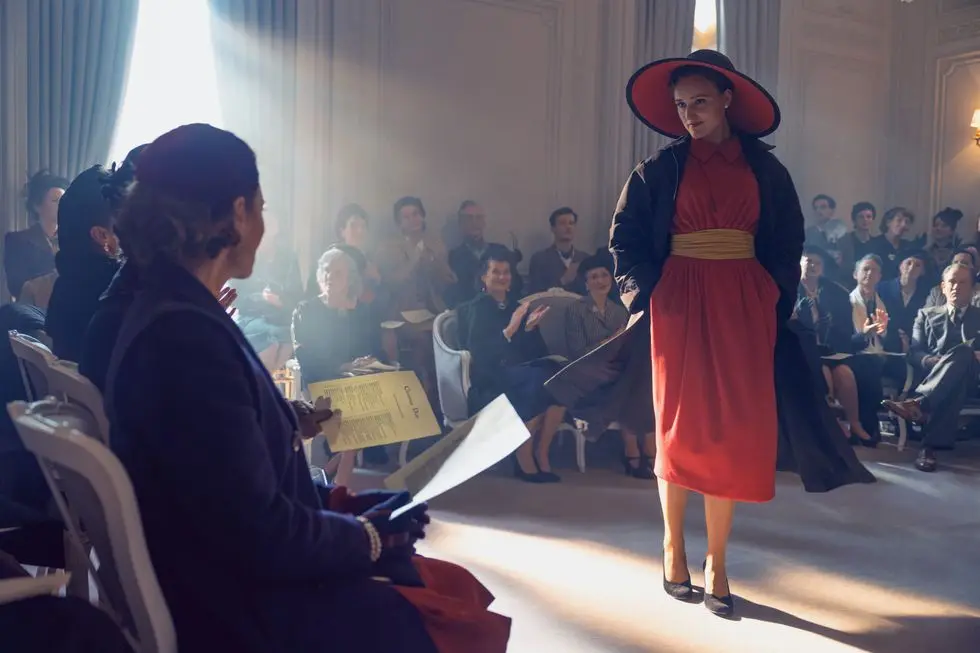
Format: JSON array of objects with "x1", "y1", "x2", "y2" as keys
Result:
[{"x1": 971, "y1": 109, "x2": 980, "y2": 146}]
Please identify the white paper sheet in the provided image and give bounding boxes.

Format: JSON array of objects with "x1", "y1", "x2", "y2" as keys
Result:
[
  {"x1": 380, "y1": 321, "x2": 406, "y2": 330},
  {"x1": 385, "y1": 395, "x2": 531, "y2": 519}
]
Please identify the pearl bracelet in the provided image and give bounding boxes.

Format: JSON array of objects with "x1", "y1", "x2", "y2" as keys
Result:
[{"x1": 357, "y1": 516, "x2": 383, "y2": 562}]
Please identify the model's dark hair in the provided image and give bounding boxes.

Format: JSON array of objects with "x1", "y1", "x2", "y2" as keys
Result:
[
  {"x1": 22, "y1": 169, "x2": 69, "y2": 218},
  {"x1": 334, "y1": 203, "x2": 369, "y2": 238},
  {"x1": 548, "y1": 206, "x2": 578, "y2": 227},
  {"x1": 668, "y1": 65, "x2": 734, "y2": 94},
  {"x1": 850, "y1": 201, "x2": 876, "y2": 222},
  {"x1": 933, "y1": 206, "x2": 963, "y2": 229},
  {"x1": 881, "y1": 206, "x2": 914, "y2": 234},
  {"x1": 812, "y1": 194, "x2": 836, "y2": 210},
  {"x1": 393, "y1": 196, "x2": 426, "y2": 223}
]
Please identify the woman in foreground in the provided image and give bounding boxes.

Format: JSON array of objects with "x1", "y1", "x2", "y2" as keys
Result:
[
  {"x1": 551, "y1": 50, "x2": 874, "y2": 618},
  {"x1": 102, "y1": 123, "x2": 509, "y2": 652}
]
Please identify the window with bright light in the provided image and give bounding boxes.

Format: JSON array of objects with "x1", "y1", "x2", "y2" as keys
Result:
[
  {"x1": 107, "y1": 0, "x2": 223, "y2": 165},
  {"x1": 692, "y1": 0, "x2": 718, "y2": 51}
]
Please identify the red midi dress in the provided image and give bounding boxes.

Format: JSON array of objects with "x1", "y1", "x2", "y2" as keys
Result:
[{"x1": 649, "y1": 137, "x2": 780, "y2": 502}]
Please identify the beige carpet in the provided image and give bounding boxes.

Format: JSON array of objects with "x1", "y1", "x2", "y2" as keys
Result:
[{"x1": 362, "y1": 442, "x2": 980, "y2": 653}]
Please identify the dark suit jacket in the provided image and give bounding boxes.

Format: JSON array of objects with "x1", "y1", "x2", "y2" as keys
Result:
[
  {"x1": 527, "y1": 245, "x2": 588, "y2": 294},
  {"x1": 3, "y1": 224, "x2": 56, "y2": 298},
  {"x1": 101, "y1": 259, "x2": 432, "y2": 653},
  {"x1": 910, "y1": 304, "x2": 980, "y2": 371}
]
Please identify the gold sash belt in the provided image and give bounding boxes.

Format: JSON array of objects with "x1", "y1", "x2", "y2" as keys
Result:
[{"x1": 670, "y1": 229, "x2": 754, "y2": 260}]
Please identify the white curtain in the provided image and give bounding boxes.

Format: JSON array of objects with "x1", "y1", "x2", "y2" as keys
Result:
[
  {"x1": 718, "y1": 0, "x2": 780, "y2": 96},
  {"x1": 208, "y1": 0, "x2": 338, "y2": 279},
  {"x1": 0, "y1": 0, "x2": 138, "y2": 302},
  {"x1": 631, "y1": 0, "x2": 698, "y2": 162}
]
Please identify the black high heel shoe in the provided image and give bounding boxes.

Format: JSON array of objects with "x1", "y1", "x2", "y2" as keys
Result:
[
  {"x1": 702, "y1": 560, "x2": 735, "y2": 617},
  {"x1": 512, "y1": 456, "x2": 557, "y2": 484},
  {"x1": 623, "y1": 456, "x2": 655, "y2": 479},
  {"x1": 532, "y1": 453, "x2": 561, "y2": 483},
  {"x1": 662, "y1": 553, "x2": 694, "y2": 601}
]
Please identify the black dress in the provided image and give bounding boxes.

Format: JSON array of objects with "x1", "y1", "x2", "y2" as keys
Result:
[
  {"x1": 3, "y1": 224, "x2": 56, "y2": 298},
  {"x1": 291, "y1": 299, "x2": 384, "y2": 386},
  {"x1": 456, "y1": 293, "x2": 559, "y2": 421}
]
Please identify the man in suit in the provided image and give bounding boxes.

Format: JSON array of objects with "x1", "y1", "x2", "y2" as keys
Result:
[
  {"x1": 883, "y1": 262, "x2": 980, "y2": 472},
  {"x1": 528, "y1": 206, "x2": 588, "y2": 293},
  {"x1": 446, "y1": 200, "x2": 522, "y2": 306}
]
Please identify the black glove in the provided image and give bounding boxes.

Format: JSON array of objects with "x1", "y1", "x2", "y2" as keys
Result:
[
  {"x1": 359, "y1": 491, "x2": 430, "y2": 541},
  {"x1": 374, "y1": 545, "x2": 425, "y2": 587}
]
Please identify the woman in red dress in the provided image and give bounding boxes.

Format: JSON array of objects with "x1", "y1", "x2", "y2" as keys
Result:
[{"x1": 613, "y1": 50, "x2": 872, "y2": 618}]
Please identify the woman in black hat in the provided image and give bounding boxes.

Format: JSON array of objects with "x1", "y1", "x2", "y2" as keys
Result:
[{"x1": 547, "y1": 50, "x2": 873, "y2": 618}]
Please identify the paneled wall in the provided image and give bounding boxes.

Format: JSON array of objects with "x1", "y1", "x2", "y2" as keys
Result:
[
  {"x1": 776, "y1": 0, "x2": 894, "y2": 230},
  {"x1": 324, "y1": 0, "x2": 637, "y2": 270},
  {"x1": 890, "y1": 0, "x2": 980, "y2": 239}
]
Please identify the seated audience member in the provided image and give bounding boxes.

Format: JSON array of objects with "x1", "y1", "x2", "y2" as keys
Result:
[
  {"x1": 307, "y1": 203, "x2": 382, "y2": 303},
  {"x1": 4, "y1": 170, "x2": 69, "y2": 299},
  {"x1": 528, "y1": 206, "x2": 588, "y2": 293},
  {"x1": 877, "y1": 249, "x2": 930, "y2": 340},
  {"x1": 837, "y1": 201, "x2": 876, "y2": 289},
  {"x1": 563, "y1": 256, "x2": 654, "y2": 478},
  {"x1": 447, "y1": 200, "x2": 523, "y2": 307},
  {"x1": 377, "y1": 196, "x2": 456, "y2": 409},
  {"x1": 868, "y1": 207, "x2": 921, "y2": 281},
  {"x1": 293, "y1": 247, "x2": 387, "y2": 385},
  {"x1": 924, "y1": 247, "x2": 980, "y2": 309},
  {"x1": 103, "y1": 124, "x2": 509, "y2": 653},
  {"x1": 925, "y1": 207, "x2": 964, "y2": 275},
  {"x1": 805, "y1": 193, "x2": 847, "y2": 278},
  {"x1": 230, "y1": 211, "x2": 303, "y2": 372},
  {"x1": 457, "y1": 252, "x2": 566, "y2": 483},
  {"x1": 797, "y1": 248, "x2": 881, "y2": 445},
  {"x1": 45, "y1": 165, "x2": 123, "y2": 362},
  {"x1": 884, "y1": 263, "x2": 980, "y2": 473},
  {"x1": 294, "y1": 246, "x2": 392, "y2": 476}
]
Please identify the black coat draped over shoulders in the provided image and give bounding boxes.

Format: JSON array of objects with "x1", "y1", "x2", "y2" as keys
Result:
[{"x1": 547, "y1": 135, "x2": 875, "y2": 492}]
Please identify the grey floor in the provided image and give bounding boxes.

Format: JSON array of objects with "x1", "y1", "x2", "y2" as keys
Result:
[{"x1": 364, "y1": 440, "x2": 980, "y2": 653}]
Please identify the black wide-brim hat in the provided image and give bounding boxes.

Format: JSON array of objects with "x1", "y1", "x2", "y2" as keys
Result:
[{"x1": 627, "y1": 49, "x2": 780, "y2": 139}]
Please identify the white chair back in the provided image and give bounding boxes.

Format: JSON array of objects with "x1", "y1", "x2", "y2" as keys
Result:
[
  {"x1": 8, "y1": 330, "x2": 56, "y2": 400},
  {"x1": 45, "y1": 359, "x2": 111, "y2": 444},
  {"x1": 518, "y1": 290, "x2": 582, "y2": 357},
  {"x1": 7, "y1": 400, "x2": 177, "y2": 653},
  {"x1": 432, "y1": 310, "x2": 472, "y2": 427}
]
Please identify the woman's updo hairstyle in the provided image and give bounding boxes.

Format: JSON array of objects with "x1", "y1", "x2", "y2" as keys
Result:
[
  {"x1": 933, "y1": 207, "x2": 964, "y2": 230},
  {"x1": 668, "y1": 64, "x2": 734, "y2": 94},
  {"x1": 114, "y1": 124, "x2": 259, "y2": 268},
  {"x1": 21, "y1": 170, "x2": 69, "y2": 218}
]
